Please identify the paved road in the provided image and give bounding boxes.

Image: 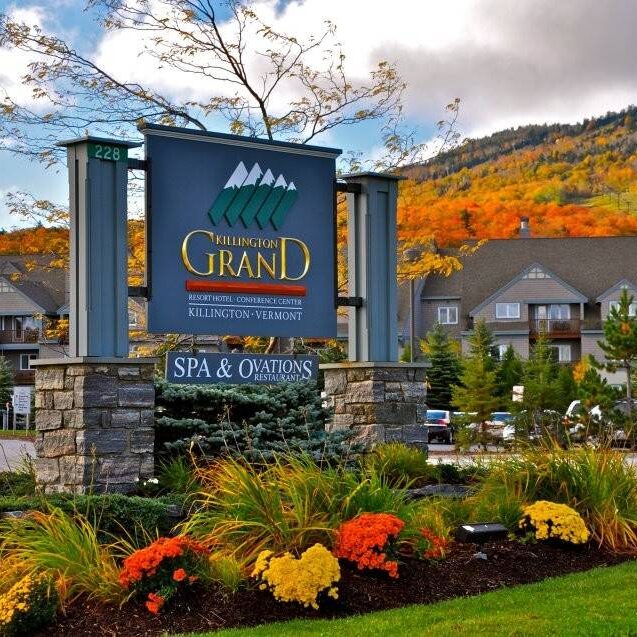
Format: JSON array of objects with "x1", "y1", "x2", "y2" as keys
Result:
[{"x1": 0, "y1": 439, "x2": 35, "y2": 472}]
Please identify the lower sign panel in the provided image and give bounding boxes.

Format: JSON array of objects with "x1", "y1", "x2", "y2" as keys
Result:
[{"x1": 166, "y1": 352, "x2": 319, "y2": 384}]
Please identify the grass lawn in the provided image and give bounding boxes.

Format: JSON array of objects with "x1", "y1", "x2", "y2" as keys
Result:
[
  {"x1": 185, "y1": 560, "x2": 637, "y2": 637},
  {"x1": 0, "y1": 429, "x2": 35, "y2": 440}
]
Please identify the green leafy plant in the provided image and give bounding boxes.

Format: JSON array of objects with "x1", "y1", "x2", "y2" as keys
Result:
[
  {"x1": 0, "y1": 507, "x2": 124, "y2": 604},
  {"x1": 181, "y1": 454, "x2": 415, "y2": 564},
  {"x1": 472, "y1": 444, "x2": 637, "y2": 552},
  {"x1": 158, "y1": 456, "x2": 200, "y2": 495},
  {"x1": 363, "y1": 443, "x2": 432, "y2": 488}
]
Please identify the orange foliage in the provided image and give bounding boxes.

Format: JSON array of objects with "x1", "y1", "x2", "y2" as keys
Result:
[{"x1": 398, "y1": 122, "x2": 637, "y2": 246}]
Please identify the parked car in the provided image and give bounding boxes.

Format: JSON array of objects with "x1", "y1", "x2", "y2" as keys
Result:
[
  {"x1": 566, "y1": 399, "x2": 637, "y2": 445},
  {"x1": 425, "y1": 409, "x2": 453, "y2": 444}
]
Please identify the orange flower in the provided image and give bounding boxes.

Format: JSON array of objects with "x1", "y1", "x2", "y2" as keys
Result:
[
  {"x1": 145, "y1": 592, "x2": 165, "y2": 615},
  {"x1": 334, "y1": 513, "x2": 404, "y2": 578},
  {"x1": 173, "y1": 568, "x2": 187, "y2": 582},
  {"x1": 119, "y1": 536, "x2": 208, "y2": 589}
]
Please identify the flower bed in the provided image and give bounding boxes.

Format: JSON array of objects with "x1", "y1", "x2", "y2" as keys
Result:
[{"x1": 32, "y1": 541, "x2": 629, "y2": 637}]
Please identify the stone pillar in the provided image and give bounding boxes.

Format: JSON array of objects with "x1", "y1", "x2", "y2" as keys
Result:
[
  {"x1": 31, "y1": 358, "x2": 157, "y2": 494},
  {"x1": 322, "y1": 362, "x2": 429, "y2": 448}
]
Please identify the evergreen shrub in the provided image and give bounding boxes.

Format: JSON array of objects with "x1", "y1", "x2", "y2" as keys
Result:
[{"x1": 154, "y1": 379, "x2": 355, "y2": 461}]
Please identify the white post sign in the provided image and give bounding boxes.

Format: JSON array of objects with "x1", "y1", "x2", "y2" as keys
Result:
[{"x1": 13, "y1": 387, "x2": 32, "y2": 415}]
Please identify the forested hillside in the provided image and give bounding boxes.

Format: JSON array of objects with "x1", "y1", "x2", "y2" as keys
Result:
[
  {"x1": 398, "y1": 106, "x2": 637, "y2": 245},
  {"x1": 3, "y1": 108, "x2": 637, "y2": 265}
]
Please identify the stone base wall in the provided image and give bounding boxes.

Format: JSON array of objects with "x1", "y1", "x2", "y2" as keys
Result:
[
  {"x1": 322, "y1": 363, "x2": 428, "y2": 448},
  {"x1": 32, "y1": 358, "x2": 156, "y2": 494}
]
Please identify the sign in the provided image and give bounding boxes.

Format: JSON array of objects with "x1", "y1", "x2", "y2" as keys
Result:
[
  {"x1": 166, "y1": 352, "x2": 319, "y2": 385},
  {"x1": 143, "y1": 124, "x2": 341, "y2": 338},
  {"x1": 12, "y1": 387, "x2": 32, "y2": 414},
  {"x1": 87, "y1": 142, "x2": 128, "y2": 162}
]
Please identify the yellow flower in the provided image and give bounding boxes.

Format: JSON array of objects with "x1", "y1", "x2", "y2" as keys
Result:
[
  {"x1": 252, "y1": 544, "x2": 340, "y2": 609},
  {"x1": 520, "y1": 501, "x2": 589, "y2": 545}
]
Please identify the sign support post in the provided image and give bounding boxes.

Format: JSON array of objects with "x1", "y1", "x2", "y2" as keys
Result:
[
  {"x1": 321, "y1": 172, "x2": 429, "y2": 449},
  {"x1": 32, "y1": 136, "x2": 157, "y2": 494}
]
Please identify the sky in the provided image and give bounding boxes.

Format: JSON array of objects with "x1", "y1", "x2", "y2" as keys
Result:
[{"x1": 1, "y1": 0, "x2": 637, "y2": 227}]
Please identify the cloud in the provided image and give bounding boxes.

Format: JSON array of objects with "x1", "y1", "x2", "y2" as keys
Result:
[
  {"x1": 90, "y1": 0, "x2": 637, "y2": 141},
  {"x1": 0, "y1": 6, "x2": 47, "y2": 107},
  {"x1": 5, "y1": 0, "x2": 637, "y2": 145}
]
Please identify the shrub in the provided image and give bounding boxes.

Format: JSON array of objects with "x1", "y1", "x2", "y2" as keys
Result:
[
  {"x1": 334, "y1": 513, "x2": 404, "y2": 578},
  {"x1": 182, "y1": 455, "x2": 416, "y2": 564},
  {"x1": 0, "y1": 508, "x2": 123, "y2": 604},
  {"x1": 158, "y1": 456, "x2": 200, "y2": 495},
  {"x1": 207, "y1": 553, "x2": 245, "y2": 593},
  {"x1": 155, "y1": 380, "x2": 356, "y2": 461},
  {"x1": 363, "y1": 443, "x2": 431, "y2": 488},
  {"x1": 520, "y1": 501, "x2": 589, "y2": 545},
  {"x1": 472, "y1": 444, "x2": 637, "y2": 552},
  {"x1": 118, "y1": 535, "x2": 209, "y2": 613},
  {"x1": 0, "y1": 494, "x2": 183, "y2": 543},
  {"x1": 0, "y1": 574, "x2": 57, "y2": 636},
  {"x1": 251, "y1": 544, "x2": 339, "y2": 609},
  {"x1": 0, "y1": 469, "x2": 35, "y2": 498}
]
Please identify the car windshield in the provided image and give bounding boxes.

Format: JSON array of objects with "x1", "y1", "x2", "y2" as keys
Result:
[
  {"x1": 491, "y1": 412, "x2": 512, "y2": 423},
  {"x1": 426, "y1": 410, "x2": 447, "y2": 421}
]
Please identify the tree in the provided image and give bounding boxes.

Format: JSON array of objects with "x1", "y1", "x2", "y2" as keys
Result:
[
  {"x1": 519, "y1": 334, "x2": 560, "y2": 415},
  {"x1": 452, "y1": 321, "x2": 499, "y2": 448},
  {"x1": 0, "y1": 1, "x2": 463, "y2": 354},
  {"x1": 495, "y1": 344, "x2": 523, "y2": 408},
  {"x1": 555, "y1": 365, "x2": 578, "y2": 413},
  {"x1": 422, "y1": 324, "x2": 461, "y2": 410},
  {"x1": 0, "y1": 357, "x2": 13, "y2": 405},
  {"x1": 468, "y1": 319, "x2": 497, "y2": 370},
  {"x1": 578, "y1": 366, "x2": 618, "y2": 413},
  {"x1": 597, "y1": 288, "x2": 637, "y2": 427}
]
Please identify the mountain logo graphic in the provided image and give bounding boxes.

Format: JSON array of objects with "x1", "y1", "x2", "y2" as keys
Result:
[{"x1": 208, "y1": 161, "x2": 298, "y2": 229}]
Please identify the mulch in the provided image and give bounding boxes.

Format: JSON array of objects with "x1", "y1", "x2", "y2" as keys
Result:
[{"x1": 35, "y1": 541, "x2": 632, "y2": 637}]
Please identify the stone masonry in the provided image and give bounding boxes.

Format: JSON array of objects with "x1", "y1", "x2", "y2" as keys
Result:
[
  {"x1": 31, "y1": 358, "x2": 157, "y2": 494},
  {"x1": 321, "y1": 362, "x2": 429, "y2": 448}
]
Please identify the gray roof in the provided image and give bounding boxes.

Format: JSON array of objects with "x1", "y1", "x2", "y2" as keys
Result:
[
  {"x1": 410, "y1": 236, "x2": 637, "y2": 321},
  {"x1": 0, "y1": 255, "x2": 67, "y2": 313}
]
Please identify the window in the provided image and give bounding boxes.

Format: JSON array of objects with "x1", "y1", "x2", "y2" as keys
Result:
[
  {"x1": 0, "y1": 280, "x2": 13, "y2": 293},
  {"x1": 536, "y1": 304, "x2": 570, "y2": 320},
  {"x1": 19, "y1": 353, "x2": 37, "y2": 370},
  {"x1": 523, "y1": 266, "x2": 550, "y2": 280},
  {"x1": 550, "y1": 344, "x2": 571, "y2": 363},
  {"x1": 438, "y1": 306, "x2": 458, "y2": 325},
  {"x1": 609, "y1": 301, "x2": 637, "y2": 316},
  {"x1": 495, "y1": 302, "x2": 520, "y2": 319}
]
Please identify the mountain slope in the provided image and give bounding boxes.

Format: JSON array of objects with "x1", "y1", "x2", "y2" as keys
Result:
[{"x1": 398, "y1": 106, "x2": 637, "y2": 245}]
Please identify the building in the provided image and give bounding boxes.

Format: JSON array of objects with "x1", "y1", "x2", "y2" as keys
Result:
[
  {"x1": 0, "y1": 255, "x2": 68, "y2": 385},
  {"x1": 402, "y1": 223, "x2": 637, "y2": 384}
]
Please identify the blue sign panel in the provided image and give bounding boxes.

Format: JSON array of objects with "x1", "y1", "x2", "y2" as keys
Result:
[
  {"x1": 166, "y1": 352, "x2": 318, "y2": 384},
  {"x1": 142, "y1": 124, "x2": 340, "y2": 337}
]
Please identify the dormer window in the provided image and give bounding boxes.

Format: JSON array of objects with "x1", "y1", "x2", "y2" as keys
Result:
[{"x1": 523, "y1": 267, "x2": 550, "y2": 280}]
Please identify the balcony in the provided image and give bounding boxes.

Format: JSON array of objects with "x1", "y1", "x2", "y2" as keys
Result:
[
  {"x1": 0, "y1": 329, "x2": 40, "y2": 344},
  {"x1": 13, "y1": 370, "x2": 35, "y2": 385},
  {"x1": 529, "y1": 318, "x2": 581, "y2": 339}
]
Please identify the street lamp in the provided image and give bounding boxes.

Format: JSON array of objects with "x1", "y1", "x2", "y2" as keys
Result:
[{"x1": 403, "y1": 247, "x2": 422, "y2": 363}]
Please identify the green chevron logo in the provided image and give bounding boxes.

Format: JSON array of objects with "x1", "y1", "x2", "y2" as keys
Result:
[{"x1": 208, "y1": 161, "x2": 298, "y2": 229}]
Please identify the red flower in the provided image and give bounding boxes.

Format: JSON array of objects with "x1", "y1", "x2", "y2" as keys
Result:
[
  {"x1": 173, "y1": 568, "x2": 187, "y2": 582},
  {"x1": 420, "y1": 528, "x2": 449, "y2": 560},
  {"x1": 145, "y1": 592, "x2": 165, "y2": 615}
]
